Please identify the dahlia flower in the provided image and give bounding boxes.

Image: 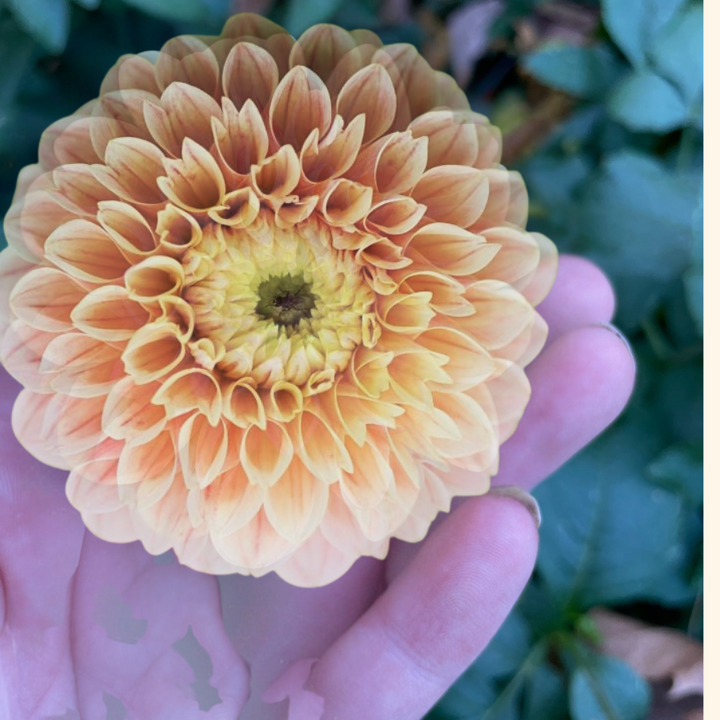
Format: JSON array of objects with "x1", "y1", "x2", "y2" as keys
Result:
[{"x1": 0, "y1": 14, "x2": 556, "y2": 586}]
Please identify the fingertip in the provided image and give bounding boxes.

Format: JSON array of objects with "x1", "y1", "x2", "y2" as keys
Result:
[
  {"x1": 457, "y1": 494, "x2": 538, "y2": 591},
  {"x1": 539, "y1": 255, "x2": 616, "y2": 343}
]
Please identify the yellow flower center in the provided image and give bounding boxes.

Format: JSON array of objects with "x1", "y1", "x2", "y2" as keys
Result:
[{"x1": 183, "y1": 211, "x2": 375, "y2": 389}]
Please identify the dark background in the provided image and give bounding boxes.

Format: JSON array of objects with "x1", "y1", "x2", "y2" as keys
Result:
[{"x1": 0, "y1": 0, "x2": 703, "y2": 718}]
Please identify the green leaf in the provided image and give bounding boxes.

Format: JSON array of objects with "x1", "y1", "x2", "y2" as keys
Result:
[
  {"x1": 7, "y1": 0, "x2": 71, "y2": 53},
  {"x1": 684, "y1": 194, "x2": 703, "y2": 335},
  {"x1": 601, "y1": 0, "x2": 684, "y2": 67},
  {"x1": 647, "y1": 444, "x2": 703, "y2": 507},
  {"x1": 569, "y1": 655, "x2": 651, "y2": 720},
  {"x1": 650, "y1": 5, "x2": 703, "y2": 103},
  {"x1": 523, "y1": 663, "x2": 568, "y2": 720},
  {"x1": 534, "y1": 419, "x2": 695, "y2": 608},
  {"x1": 578, "y1": 150, "x2": 700, "y2": 328},
  {"x1": 121, "y1": 0, "x2": 209, "y2": 22},
  {"x1": 284, "y1": 0, "x2": 344, "y2": 38},
  {"x1": 522, "y1": 44, "x2": 621, "y2": 99},
  {"x1": 608, "y1": 70, "x2": 687, "y2": 132}
]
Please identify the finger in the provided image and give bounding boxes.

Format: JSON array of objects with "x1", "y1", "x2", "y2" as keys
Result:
[
  {"x1": 307, "y1": 495, "x2": 538, "y2": 720},
  {"x1": 493, "y1": 324, "x2": 635, "y2": 490},
  {"x1": 538, "y1": 255, "x2": 615, "y2": 343},
  {"x1": 70, "y1": 535, "x2": 250, "y2": 720},
  {"x1": 219, "y1": 557, "x2": 384, "y2": 719},
  {"x1": 0, "y1": 368, "x2": 86, "y2": 717}
]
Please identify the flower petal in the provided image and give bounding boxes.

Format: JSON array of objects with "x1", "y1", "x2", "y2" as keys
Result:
[
  {"x1": 10, "y1": 267, "x2": 86, "y2": 332},
  {"x1": 178, "y1": 413, "x2": 228, "y2": 490},
  {"x1": 44, "y1": 219, "x2": 131, "y2": 283},
  {"x1": 71, "y1": 285, "x2": 150, "y2": 341},
  {"x1": 269, "y1": 66, "x2": 332, "y2": 151},
  {"x1": 266, "y1": 456, "x2": 329, "y2": 543},
  {"x1": 239, "y1": 421, "x2": 293, "y2": 487}
]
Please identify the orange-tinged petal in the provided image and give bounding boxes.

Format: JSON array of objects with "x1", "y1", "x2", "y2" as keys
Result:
[
  {"x1": 209, "y1": 187, "x2": 260, "y2": 227},
  {"x1": 0, "y1": 247, "x2": 36, "y2": 336},
  {"x1": 266, "y1": 456, "x2": 328, "y2": 542},
  {"x1": 274, "y1": 530, "x2": 357, "y2": 588},
  {"x1": 125, "y1": 256, "x2": 184, "y2": 301},
  {"x1": 158, "y1": 138, "x2": 226, "y2": 212},
  {"x1": 356, "y1": 236, "x2": 412, "y2": 270},
  {"x1": 300, "y1": 114, "x2": 365, "y2": 183},
  {"x1": 52, "y1": 163, "x2": 117, "y2": 213},
  {"x1": 153, "y1": 368, "x2": 222, "y2": 425},
  {"x1": 351, "y1": 347, "x2": 393, "y2": 399},
  {"x1": 396, "y1": 270, "x2": 472, "y2": 317},
  {"x1": 178, "y1": 413, "x2": 228, "y2": 489},
  {"x1": 136, "y1": 470, "x2": 196, "y2": 540},
  {"x1": 97, "y1": 200, "x2": 158, "y2": 258},
  {"x1": 412, "y1": 165, "x2": 489, "y2": 227},
  {"x1": 364, "y1": 196, "x2": 426, "y2": 235},
  {"x1": 518, "y1": 232, "x2": 558, "y2": 306},
  {"x1": 54, "y1": 394, "x2": 107, "y2": 455},
  {"x1": 122, "y1": 322, "x2": 187, "y2": 385},
  {"x1": 10, "y1": 267, "x2": 86, "y2": 332},
  {"x1": 408, "y1": 110, "x2": 502, "y2": 169},
  {"x1": 71, "y1": 285, "x2": 150, "y2": 341},
  {"x1": 102, "y1": 52, "x2": 160, "y2": 95},
  {"x1": 415, "y1": 326, "x2": 495, "y2": 389},
  {"x1": 250, "y1": 144, "x2": 301, "y2": 201},
  {"x1": 149, "y1": 82, "x2": 222, "y2": 156},
  {"x1": 95, "y1": 136, "x2": 168, "y2": 205},
  {"x1": 452, "y1": 280, "x2": 535, "y2": 350},
  {"x1": 117, "y1": 429, "x2": 176, "y2": 493},
  {"x1": 103, "y1": 376, "x2": 167, "y2": 445},
  {"x1": 269, "y1": 65, "x2": 332, "y2": 151},
  {"x1": 212, "y1": 97, "x2": 269, "y2": 178},
  {"x1": 267, "y1": 381, "x2": 303, "y2": 422},
  {"x1": 319, "y1": 178, "x2": 373, "y2": 227},
  {"x1": 320, "y1": 486, "x2": 389, "y2": 557},
  {"x1": 274, "y1": 194, "x2": 318, "y2": 229},
  {"x1": 469, "y1": 169, "x2": 528, "y2": 231},
  {"x1": 40, "y1": 116, "x2": 102, "y2": 169},
  {"x1": 291, "y1": 407, "x2": 352, "y2": 484},
  {"x1": 406, "y1": 222, "x2": 500, "y2": 276},
  {"x1": 203, "y1": 461, "x2": 265, "y2": 537},
  {"x1": 472, "y1": 226, "x2": 542, "y2": 290},
  {"x1": 222, "y1": 42, "x2": 278, "y2": 111},
  {"x1": 377, "y1": 291, "x2": 435, "y2": 333},
  {"x1": 44, "y1": 219, "x2": 130, "y2": 283},
  {"x1": 290, "y1": 24, "x2": 358, "y2": 84},
  {"x1": 67, "y1": 459, "x2": 125, "y2": 514},
  {"x1": 336, "y1": 64, "x2": 397, "y2": 144},
  {"x1": 340, "y1": 432, "x2": 394, "y2": 509},
  {"x1": 5, "y1": 189, "x2": 81, "y2": 261},
  {"x1": 41, "y1": 332, "x2": 124, "y2": 398},
  {"x1": 482, "y1": 360, "x2": 531, "y2": 442},
  {"x1": 155, "y1": 203, "x2": 203, "y2": 255},
  {"x1": 0, "y1": 320, "x2": 55, "y2": 392},
  {"x1": 211, "y1": 508, "x2": 294, "y2": 572},
  {"x1": 155, "y1": 35, "x2": 219, "y2": 96},
  {"x1": 223, "y1": 378, "x2": 266, "y2": 429},
  {"x1": 240, "y1": 421, "x2": 293, "y2": 487}
]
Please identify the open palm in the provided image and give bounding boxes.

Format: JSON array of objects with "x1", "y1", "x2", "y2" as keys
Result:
[{"x1": 0, "y1": 255, "x2": 634, "y2": 720}]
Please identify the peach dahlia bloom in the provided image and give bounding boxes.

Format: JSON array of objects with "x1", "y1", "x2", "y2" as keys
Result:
[{"x1": 0, "y1": 14, "x2": 556, "y2": 587}]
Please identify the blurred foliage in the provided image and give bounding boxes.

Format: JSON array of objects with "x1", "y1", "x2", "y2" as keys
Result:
[{"x1": 0, "y1": 0, "x2": 702, "y2": 718}]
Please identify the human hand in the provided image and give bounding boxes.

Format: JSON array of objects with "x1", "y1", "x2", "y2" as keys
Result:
[{"x1": 0, "y1": 254, "x2": 634, "y2": 720}]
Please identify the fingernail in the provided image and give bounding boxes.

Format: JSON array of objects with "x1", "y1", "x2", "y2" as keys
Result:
[
  {"x1": 592, "y1": 322, "x2": 634, "y2": 362},
  {"x1": 487, "y1": 486, "x2": 541, "y2": 529}
]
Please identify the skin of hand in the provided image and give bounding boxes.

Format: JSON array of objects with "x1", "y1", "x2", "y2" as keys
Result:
[{"x1": 0, "y1": 254, "x2": 635, "y2": 720}]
